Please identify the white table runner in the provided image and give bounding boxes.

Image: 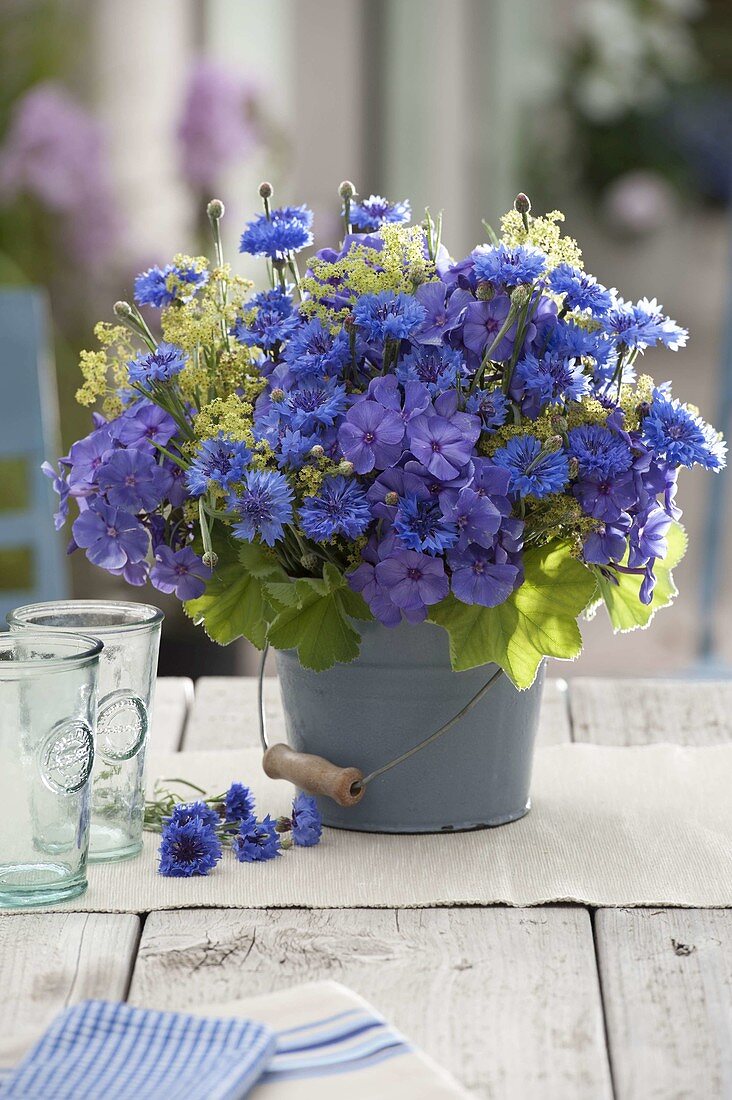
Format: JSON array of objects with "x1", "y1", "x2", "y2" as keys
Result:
[{"x1": 7, "y1": 743, "x2": 732, "y2": 913}]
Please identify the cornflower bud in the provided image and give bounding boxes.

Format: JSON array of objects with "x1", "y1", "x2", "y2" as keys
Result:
[
  {"x1": 206, "y1": 199, "x2": 225, "y2": 220},
  {"x1": 202, "y1": 550, "x2": 219, "y2": 569},
  {"x1": 476, "y1": 282, "x2": 495, "y2": 302},
  {"x1": 259, "y1": 181, "x2": 273, "y2": 199},
  {"x1": 338, "y1": 460, "x2": 354, "y2": 476},
  {"x1": 514, "y1": 193, "x2": 531, "y2": 215},
  {"x1": 113, "y1": 300, "x2": 134, "y2": 319},
  {"x1": 275, "y1": 815, "x2": 291, "y2": 832},
  {"x1": 300, "y1": 552, "x2": 319, "y2": 572},
  {"x1": 309, "y1": 444, "x2": 325, "y2": 458},
  {"x1": 543, "y1": 434, "x2": 564, "y2": 454},
  {"x1": 270, "y1": 387, "x2": 286, "y2": 403},
  {"x1": 384, "y1": 491, "x2": 399, "y2": 507},
  {"x1": 568, "y1": 457, "x2": 579, "y2": 480},
  {"x1": 636, "y1": 401, "x2": 651, "y2": 420},
  {"x1": 339, "y1": 180, "x2": 356, "y2": 200}
]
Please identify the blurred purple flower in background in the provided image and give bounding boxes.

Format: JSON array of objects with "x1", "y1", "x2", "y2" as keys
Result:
[
  {"x1": 177, "y1": 60, "x2": 260, "y2": 190},
  {"x1": 0, "y1": 82, "x2": 119, "y2": 267}
]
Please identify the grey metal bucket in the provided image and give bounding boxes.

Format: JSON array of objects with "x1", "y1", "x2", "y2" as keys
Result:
[{"x1": 275, "y1": 620, "x2": 545, "y2": 833}]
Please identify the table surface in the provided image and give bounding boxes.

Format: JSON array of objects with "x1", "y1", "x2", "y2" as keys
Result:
[{"x1": 3, "y1": 675, "x2": 732, "y2": 1098}]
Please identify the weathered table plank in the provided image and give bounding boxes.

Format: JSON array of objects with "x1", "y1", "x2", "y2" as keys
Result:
[
  {"x1": 183, "y1": 674, "x2": 571, "y2": 751},
  {"x1": 150, "y1": 676, "x2": 194, "y2": 751},
  {"x1": 0, "y1": 913, "x2": 140, "y2": 1068},
  {"x1": 569, "y1": 678, "x2": 732, "y2": 746},
  {"x1": 596, "y1": 908, "x2": 732, "y2": 1099},
  {"x1": 130, "y1": 906, "x2": 612, "y2": 1099}
]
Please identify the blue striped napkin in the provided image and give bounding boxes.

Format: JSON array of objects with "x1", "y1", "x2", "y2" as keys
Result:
[{"x1": 0, "y1": 1000, "x2": 275, "y2": 1099}]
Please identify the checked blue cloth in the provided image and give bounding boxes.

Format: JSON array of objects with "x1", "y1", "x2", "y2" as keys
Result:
[{"x1": 0, "y1": 1000, "x2": 275, "y2": 1099}]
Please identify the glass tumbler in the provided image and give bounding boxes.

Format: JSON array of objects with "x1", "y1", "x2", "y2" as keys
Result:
[
  {"x1": 8, "y1": 601, "x2": 163, "y2": 863},
  {"x1": 0, "y1": 631, "x2": 101, "y2": 908}
]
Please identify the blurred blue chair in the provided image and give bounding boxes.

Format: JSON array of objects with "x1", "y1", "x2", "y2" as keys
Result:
[{"x1": 0, "y1": 288, "x2": 69, "y2": 625}]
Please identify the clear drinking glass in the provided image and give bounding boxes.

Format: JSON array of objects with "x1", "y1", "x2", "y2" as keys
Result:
[
  {"x1": 8, "y1": 601, "x2": 163, "y2": 863},
  {"x1": 0, "y1": 631, "x2": 101, "y2": 908}
]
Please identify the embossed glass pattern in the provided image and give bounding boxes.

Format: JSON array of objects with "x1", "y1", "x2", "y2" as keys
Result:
[
  {"x1": 8, "y1": 601, "x2": 163, "y2": 863},
  {"x1": 0, "y1": 631, "x2": 101, "y2": 908}
]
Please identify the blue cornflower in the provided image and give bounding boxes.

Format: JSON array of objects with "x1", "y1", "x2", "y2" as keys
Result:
[
  {"x1": 158, "y1": 817, "x2": 222, "y2": 877},
  {"x1": 231, "y1": 468, "x2": 294, "y2": 545},
  {"x1": 233, "y1": 815, "x2": 281, "y2": 863},
  {"x1": 134, "y1": 262, "x2": 208, "y2": 308},
  {"x1": 239, "y1": 205, "x2": 314, "y2": 260},
  {"x1": 277, "y1": 379, "x2": 348, "y2": 434},
  {"x1": 394, "y1": 494, "x2": 458, "y2": 555},
  {"x1": 299, "y1": 475, "x2": 371, "y2": 541},
  {"x1": 128, "y1": 342, "x2": 188, "y2": 384},
  {"x1": 224, "y1": 782, "x2": 256, "y2": 825},
  {"x1": 603, "y1": 297, "x2": 688, "y2": 352},
  {"x1": 291, "y1": 793, "x2": 322, "y2": 847},
  {"x1": 465, "y1": 387, "x2": 510, "y2": 430},
  {"x1": 548, "y1": 264, "x2": 613, "y2": 315},
  {"x1": 231, "y1": 288, "x2": 299, "y2": 350},
  {"x1": 166, "y1": 801, "x2": 221, "y2": 830},
  {"x1": 492, "y1": 435, "x2": 569, "y2": 498},
  {"x1": 397, "y1": 345, "x2": 462, "y2": 395},
  {"x1": 97, "y1": 448, "x2": 169, "y2": 512},
  {"x1": 548, "y1": 320, "x2": 608, "y2": 363},
  {"x1": 348, "y1": 194, "x2": 411, "y2": 232},
  {"x1": 471, "y1": 243, "x2": 546, "y2": 287},
  {"x1": 642, "y1": 393, "x2": 726, "y2": 470},
  {"x1": 353, "y1": 290, "x2": 426, "y2": 345},
  {"x1": 567, "y1": 424, "x2": 633, "y2": 480},
  {"x1": 277, "y1": 428, "x2": 321, "y2": 470},
  {"x1": 511, "y1": 352, "x2": 589, "y2": 417},
  {"x1": 282, "y1": 317, "x2": 350, "y2": 379},
  {"x1": 186, "y1": 434, "x2": 252, "y2": 496}
]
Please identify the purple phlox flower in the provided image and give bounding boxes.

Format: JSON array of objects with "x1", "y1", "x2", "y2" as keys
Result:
[
  {"x1": 299, "y1": 475, "x2": 371, "y2": 541},
  {"x1": 42, "y1": 459, "x2": 70, "y2": 530},
  {"x1": 347, "y1": 535, "x2": 401, "y2": 627},
  {"x1": 628, "y1": 506, "x2": 672, "y2": 568},
  {"x1": 239, "y1": 205, "x2": 314, "y2": 260},
  {"x1": 397, "y1": 344, "x2": 463, "y2": 395},
  {"x1": 224, "y1": 782, "x2": 256, "y2": 825},
  {"x1": 348, "y1": 194, "x2": 411, "y2": 232},
  {"x1": 177, "y1": 59, "x2": 259, "y2": 189},
  {"x1": 394, "y1": 493, "x2": 458, "y2": 554},
  {"x1": 441, "y1": 486, "x2": 503, "y2": 551},
  {"x1": 150, "y1": 545, "x2": 211, "y2": 600},
  {"x1": 366, "y1": 466, "x2": 429, "y2": 522},
  {"x1": 283, "y1": 317, "x2": 350, "y2": 379},
  {"x1": 462, "y1": 295, "x2": 528, "y2": 361},
  {"x1": 549, "y1": 263, "x2": 614, "y2": 316},
  {"x1": 368, "y1": 374, "x2": 431, "y2": 427},
  {"x1": 642, "y1": 392, "x2": 726, "y2": 470},
  {"x1": 232, "y1": 287, "x2": 299, "y2": 350},
  {"x1": 186, "y1": 434, "x2": 252, "y2": 496},
  {"x1": 128, "y1": 342, "x2": 188, "y2": 385},
  {"x1": 134, "y1": 262, "x2": 208, "y2": 309},
  {"x1": 639, "y1": 563, "x2": 657, "y2": 605},
  {"x1": 97, "y1": 448, "x2": 168, "y2": 512},
  {"x1": 338, "y1": 399, "x2": 405, "y2": 474},
  {"x1": 470, "y1": 457, "x2": 513, "y2": 500},
  {"x1": 116, "y1": 401, "x2": 177, "y2": 452},
  {"x1": 603, "y1": 297, "x2": 688, "y2": 352},
  {"x1": 471, "y1": 243, "x2": 546, "y2": 288},
  {"x1": 72, "y1": 500, "x2": 148, "y2": 570},
  {"x1": 163, "y1": 461, "x2": 188, "y2": 509},
  {"x1": 582, "y1": 513, "x2": 632, "y2": 565},
  {"x1": 407, "y1": 410, "x2": 478, "y2": 481},
  {"x1": 278, "y1": 379, "x2": 348, "y2": 435},
  {"x1": 492, "y1": 435, "x2": 569, "y2": 499},
  {"x1": 403, "y1": 458, "x2": 475, "y2": 511},
  {"x1": 510, "y1": 352, "x2": 588, "y2": 418},
  {"x1": 375, "y1": 548, "x2": 449, "y2": 610},
  {"x1": 568, "y1": 424, "x2": 633, "y2": 480},
  {"x1": 167, "y1": 801, "x2": 221, "y2": 830},
  {"x1": 233, "y1": 815, "x2": 281, "y2": 862},
  {"x1": 108, "y1": 559, "x2": 150, "y2": 586},
  {"x1": 527, "y1": 294, "x2": 559, "y2": 352},
  {"x1": 67, "y1": 427, "x2": 117, "y2": 496},
  {"x1": 413, "y1": 280, "x2": 450, "y2": 345},
  {"x1": 448, "y1": 543, "x2": 520, "y2": 607},
  {"x1": 231, "y1": 468, "x2": 294, "y2": 545},
  {"x1": 573, "y1": 471, "x2": 638, "y2": 522},
  {"x1": 158, "y1": 817, "x2": 222, "y2": 877},
  {"x1": 465, "y1": 386, "x2": 509, "y2": 431},
  {"x1": 291, "y1": 792, "x2": 323, "y2": 847},
  {"x1": 353, "y1": 290, "x2": 426, "y2": 345}
]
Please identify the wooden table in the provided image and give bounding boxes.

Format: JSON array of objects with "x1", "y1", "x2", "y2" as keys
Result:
[{"x1": 2, "y1": 675, "x2": 732, "y2": 1098}]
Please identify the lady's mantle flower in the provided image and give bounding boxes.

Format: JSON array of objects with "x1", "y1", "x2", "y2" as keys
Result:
[
  {"x1": 492, "y1": 435, "x2": 569, "y2": 499},
  {"x1": 299, "y1": 475, "x2": 371, "y2": 541},
  {"x1": 233, "y1": 815, "x2": 281, "y2": 863},
  {"x1": 158, "y1": 817, "x2": 222, "y2": 877},
  {"x1": 72, "y1": 501, "x2": 148, "y2": 570},
  {"x1": 239, "y1": 205, "x2": 314, "y2": 260},
  {"x1": 231, "y1": 468, "x2": 294, "y2": 545},
  {"x1": 291, "y1": 793, "x2": 322, "y2": 847},
  {"x1": 225, "y1": 782, "x2": 256, "y2": 825},
  {"x1": 348, "y1": 194, "x2": 411, "y2": 232},
  {"x1": 642, "y1": 394, "x2": 726, "y2": 470},
  {"x1": 186, "y1": 434, "x2": 252, "y2": 496},
  {"x1": 97, "y1": 448, "x2": 169, "y2": 512},
  {"x1": 548, "y1": 263, "x2": 613, "y2": 315},
  {"x1": 353, "y1": 290, "x2": 426, "y2": 345},
  {"x1": 150, "y1": 546, "x2": 211, "y2": 600},
  {"x1": 128, "y1": 342, "x2": 188, "y2": 384},
  {"x1": 232, "y1": 288, "x2": 298, "y2": 350},
  {"x1": 393, "y1": 494, "x2": 457, "y2": 555},
  {"x1": 448, "y1": 544, "x2": 519, "y2": 607},
  {"x1": 134, "y1": 263, "x2": 208, "y2": 308},
  {"x1": 338, "y1": 400, "x2": 405, "y2": 474},
  {"x1": 472, "y1": 243, "x2": 546, "y2": 288}
]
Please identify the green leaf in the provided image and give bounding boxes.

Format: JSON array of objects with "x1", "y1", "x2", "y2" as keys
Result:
[
  {"x1": 429, "y1": 541, "x2": 597, "y2": 689},
  {"x1": 267, "y1": 565, "x2": 363, "y2": 671},
  {"x1": 594, "y1": 521, "x2": 687, "y2": 633},
  {"x1": 184, "y1": 539, "x2": 287, "y2": 648}
]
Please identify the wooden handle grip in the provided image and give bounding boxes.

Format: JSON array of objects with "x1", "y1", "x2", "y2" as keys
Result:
[{"x1": 262, "y1": 743, "x2": 365, "y2": 807}]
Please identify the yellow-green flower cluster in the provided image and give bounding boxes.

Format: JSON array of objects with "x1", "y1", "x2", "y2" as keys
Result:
[
  {"x1": 75, "y1": 323, "x2": 135, "y2": 418},
  {"x1": 500, "y1": 209, "x2": 583, "y2": 272}
]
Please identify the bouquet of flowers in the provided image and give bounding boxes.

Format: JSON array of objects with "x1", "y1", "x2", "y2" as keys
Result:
[{"x1": 47, "y1": 184, "x2": 726, "y2": 688}]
